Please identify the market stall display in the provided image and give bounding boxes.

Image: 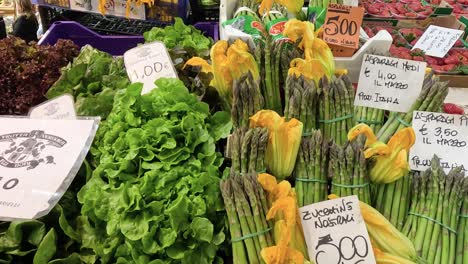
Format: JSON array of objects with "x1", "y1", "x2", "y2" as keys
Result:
[{"x1": 0, "y1": 1, "x2": 468, "y2": 264}]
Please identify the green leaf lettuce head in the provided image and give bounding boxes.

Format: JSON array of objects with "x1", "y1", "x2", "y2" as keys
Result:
[
  {"x1": 78, "y1": 78, "x2": 232, "y2": 263},
  {"x1": 45, "y1": 45, "x2": 130, "y2": 119}
]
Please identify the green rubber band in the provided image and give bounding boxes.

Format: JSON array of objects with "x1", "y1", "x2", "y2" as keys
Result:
[
  {"x1": 295, "y1": 178, "x2": 328, "y2": 184},
  {"x1": 240, "y1": 169, "x2": 266, "y2": 176},
  {"x1": 331, "y1": 182, "x2": 370, "y2": 188},
  {"x1": 356, "y1": 119, "x2": 384, "y2": 125},
  {"x1": 459, "y1": 214, "x2": 468, "y2": 218},
  {"x1": 408, "y1": 212, "x2": 457, "y2": 234},
  {"x1": 231, "y1": 227, "x2": 272, "y2": 243},
  {"x1": 302, "y1": 131, "x2": 313, "y2": 137},
  {"x1": 392, "y1": 113, "x2": 411, "y2": 127},
  {"x1": 319, "y1": 114, "x2": 354, "y2": 124}
]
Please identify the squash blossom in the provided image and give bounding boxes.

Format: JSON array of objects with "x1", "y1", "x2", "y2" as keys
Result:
[
  {"x1": 283, "y1": 20, "x2": 335, "y2": 79},
  {"x1": 250, "y1": 110, "x2": 303, "y2": 180},
  {"x1": 348, "y1": 124, "x2": 416, "y2": 184},
  {"x1": 258, "y1": 173, "x2": 309, "y2": 264},
  {"x1": 185, "y1": 39, "x2": 259, "y2": 110}
]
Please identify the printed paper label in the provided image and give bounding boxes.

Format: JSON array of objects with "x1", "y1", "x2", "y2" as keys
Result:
[
  {"x1": 323, "y1": 4, "x2": 364, "y2": 49},
  {"x1": 29, "y1": 95, "x2": 77, "y2": 120},
  {"x1": 0, "y1": 117, "x2": 99, "y2": 220},
  {"x1": 412, "y1": 25, "x2": 463, "y2": 58},
  {"x1": 410, "y1": 111, "x2": 468, "y2": 173},
  {"x1": 355, "y1": 54, "x2": 426, "y2": 112},
  {"x1": 124, "y1": 41, "x2": 178, "y2": 95},
  {"x1": 300, "y1": 195, "x2": 376, "y2": 264}
]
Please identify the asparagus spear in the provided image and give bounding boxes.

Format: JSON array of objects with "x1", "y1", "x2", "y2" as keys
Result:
[{"x1": 249, "y1": 128, "x2": 260, "y2": 173}]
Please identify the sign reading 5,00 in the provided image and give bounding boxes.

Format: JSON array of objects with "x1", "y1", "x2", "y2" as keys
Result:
[{"x1": 323, "y1": 4, "x2": 364, "y2": 50}]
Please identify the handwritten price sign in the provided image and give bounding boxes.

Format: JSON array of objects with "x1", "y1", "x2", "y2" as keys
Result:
[
  {"x1": 300, "y1": 196, "x2": 376, "y2": 264},
  {"x1": 323, "y1": 4, "x2": 364, "y2": 50},
  {"x1": 410, "y1": 111, "x2": 468, "y2": 173}
]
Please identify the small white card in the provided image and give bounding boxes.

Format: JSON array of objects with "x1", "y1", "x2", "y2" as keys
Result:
[
  {"x1": 410, "y1": 111, "x2": 468, "y2": 173},
  {"x1": 29, "y1": 95, "x2": 77, "y2": 120},
  {"x1": 355, "y1": 54, "x2": 426, "y2": 112},
  {"x1": 0, "y1": 117, "x2": 99, "y2": 220},
  {"x1": 412, "y1": 25, "x2": 464, "y2": 58},
  {"x1": 300, "y1": 196, "x2": 376, "y2": 264},
  {"x1": 124, "y1": 41, "x2": 178, "y2": 95}
]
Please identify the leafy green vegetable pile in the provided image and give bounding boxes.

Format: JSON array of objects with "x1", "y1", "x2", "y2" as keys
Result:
[
  {"x1": 144, "y1": 18, "x2": 214, "y2": 100},
  {"x1": 143, "y1": 18, "x2": 212, "y2": 54},
  {"x1": 76, "y1": 78, "x2": 231, "y2": 263},
  {"x1": 45, "y1": 45, "x2": 130, "y2": 119}
]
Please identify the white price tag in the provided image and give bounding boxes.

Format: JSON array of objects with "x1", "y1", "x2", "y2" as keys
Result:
[
  {"x1": 412, "y1": 25, "x2": 464, "y2": 58},
  {"x1": 300, "y1": 196, "x2": 376, "y2": 264},
  {"x1": 0, "y1": 117, "x2": 99, "y2": 220},
  {"x1": 343, "y1": 0, "x2": 358, "y2": 6},
  {"x1": 29, "y1": 95, "x2": 77, "y2": 120},
  {"x1": 410, "y1": 111, "x2": 468, "y2": 173},
  {"x1": 124, "y1": 41, "x2": 178, "y2": 95},
  {"x1": 355, "y1": 54, "x2": 426, "y2": 112}
]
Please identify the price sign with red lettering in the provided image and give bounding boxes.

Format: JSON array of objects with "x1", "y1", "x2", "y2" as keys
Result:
[{"x1": 323, "y1": 4, "x2": 364, "y2": 50}]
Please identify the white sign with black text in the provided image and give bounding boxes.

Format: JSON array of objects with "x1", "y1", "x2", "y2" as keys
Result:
[
  {"x1": 124, "y1": 41, "x2": 178, "y2": 95},
  {"x1": 355, "y1": 54, "x2": 426, "y2": 112},
  {"x1": 0, "y1": 117, "x2": 99, "y2": 220},
  {"x1": 412, "y1": 25, "x2": 464, "y2": 58},
  {"x1": 410, "y1": 111, "x2": 468, "y2": 173},
  {"x1": 300, "y1": 195, "x2": 376, "y2": 264},
  {"x1": 29, "y1": 95, "x2": 77, "y2": 120}
]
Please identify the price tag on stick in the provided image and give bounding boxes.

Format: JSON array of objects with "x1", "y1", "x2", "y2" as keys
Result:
[
  {"x1": 124, "y1": 41, "x2": 178, "y2": 95},
  {"x1": 0, "y1": 117, "x2": 99, "y2": 220},
  {"x1": 300, "y1": 195, "x2": 376, "y2": 264},
  {"x1": 323, "y1": 4, "x2": 364, "y2": 50},
  {"x1": 355, "y1": 54, "x2": 426, "y2": 112},
  {"x1": 409, "y1": 111, "x2": 468, "y2": 173},
  {"x1": 29, "y1": 95, "x2": 77, "y2": 120},
  {"x1": 412, "y1": 25, "x2": 464, "y2": 58}
]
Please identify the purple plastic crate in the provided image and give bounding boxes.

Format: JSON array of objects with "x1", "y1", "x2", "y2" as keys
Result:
[{"x1": 39, "y1": 21, "x2": 219, "y2": 56}]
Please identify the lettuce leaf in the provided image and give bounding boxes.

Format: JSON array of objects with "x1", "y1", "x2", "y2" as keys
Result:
[{"x1": 78, "y1": 78, "x2": 231, "y2": 263}]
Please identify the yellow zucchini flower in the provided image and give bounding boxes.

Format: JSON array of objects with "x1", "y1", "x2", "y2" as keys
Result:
[
  {"x1": 185, "y1": 39, "x2": 258, "y2": 110},
  {"x1": 369, "y1": 128, "x2": 415, "y2": 183},
  {"x1": 347, "y1": 124, "x2": 415, "y2": 183},
  {"x1": 250, "y1": 110, "x2": 303, "y2": 180},
  {"x1": 283, "y1": 20, "x2": 335, "y2": 79}
]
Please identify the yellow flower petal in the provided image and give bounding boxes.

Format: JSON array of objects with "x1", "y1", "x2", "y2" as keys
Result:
[
  {"x1": 387, "y1": 128, "x2": 416, "y2": 152},
  {"x1": 348, "y1": 123, "x2": 378, "y2": 147},
  {"x1": 364, "y1": 142, "x2": 390, "y2": 158},
  {"x1": 184, "y1": 57, "x2": 213, "y2": 73}
]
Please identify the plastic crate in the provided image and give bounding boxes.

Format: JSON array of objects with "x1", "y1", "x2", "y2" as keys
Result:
[{"x1": 38, "y1": 21, "x2": 219, "y2": 55}]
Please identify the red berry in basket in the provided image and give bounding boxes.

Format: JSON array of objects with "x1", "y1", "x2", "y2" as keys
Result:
[
  {"x1": 405, "y1": 12, "x2": 418, "y2": 17},
  {"x1": 443, "y1": 103, "x2": 465, "y2": 115},
  {"x1": 412, "y1": 55, "x2": 425, "y2": 61}
]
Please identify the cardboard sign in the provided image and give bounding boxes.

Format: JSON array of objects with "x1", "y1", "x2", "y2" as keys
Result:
[
  {"x1": 323, "y1": 4, "x2": 364, "y2": 49},
  {"x1": 29, "y1": 95, "x2": 77, "y2": 120},
  {"x1": 300, "y1": 196, "x2": 376, "y2": 264},
  {"x1": 124, "y1": 41, "x2": 178, "y2": 95},
  {"x1": 410, "y1": 111, "x2": 468, "y2": 173},
  {"x1": 412, "y1": 25, "x2": 464, "y2": 58},
  {"x1": 0, "y1": 117, "x2": 99, "y2": 220},
  {"x1": 355, "y1": 54, "x2": 426, "y2": 112}
]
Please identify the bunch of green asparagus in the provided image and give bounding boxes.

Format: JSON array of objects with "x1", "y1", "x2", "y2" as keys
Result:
[
  {"x1": 253, "y1": 38, "x2": 283, "y2": 114},
  {"x1": 294, "y1": 130, "x2": 329, "y2": 207},
  {"x1": 377, "y1": 73, "x2": 449, "y2": 143},
  {"x1": 231, "y1": 72, "x2": 265, "y2": 128},
  {"x1": 355, "y1": 106, "x2": 385, "y2": 132},
  {"x1": 373, "y1": 172, "x2": 412, "y2": 231},
  {"x1": 403, "y1": 156, "x2": 467, "y2": 263},
  {"x1": 319, "y1": 75, "x2": 355, "y2": 145},
  {"x1": 284, "y1": 74, "x2": 318, "y2": 135},
  {"x1": 228, "y1": 127, "x2": 269, "y2": 175},
  {"x1": 456, "y1": 186, "x2": 468, "y2": 264},
  {"x1": 329, "y1": 134, "x2": 371, "y2": 204},
  {"x1": 220, "y1": 173, "x2": 274, "y2": 264}
]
